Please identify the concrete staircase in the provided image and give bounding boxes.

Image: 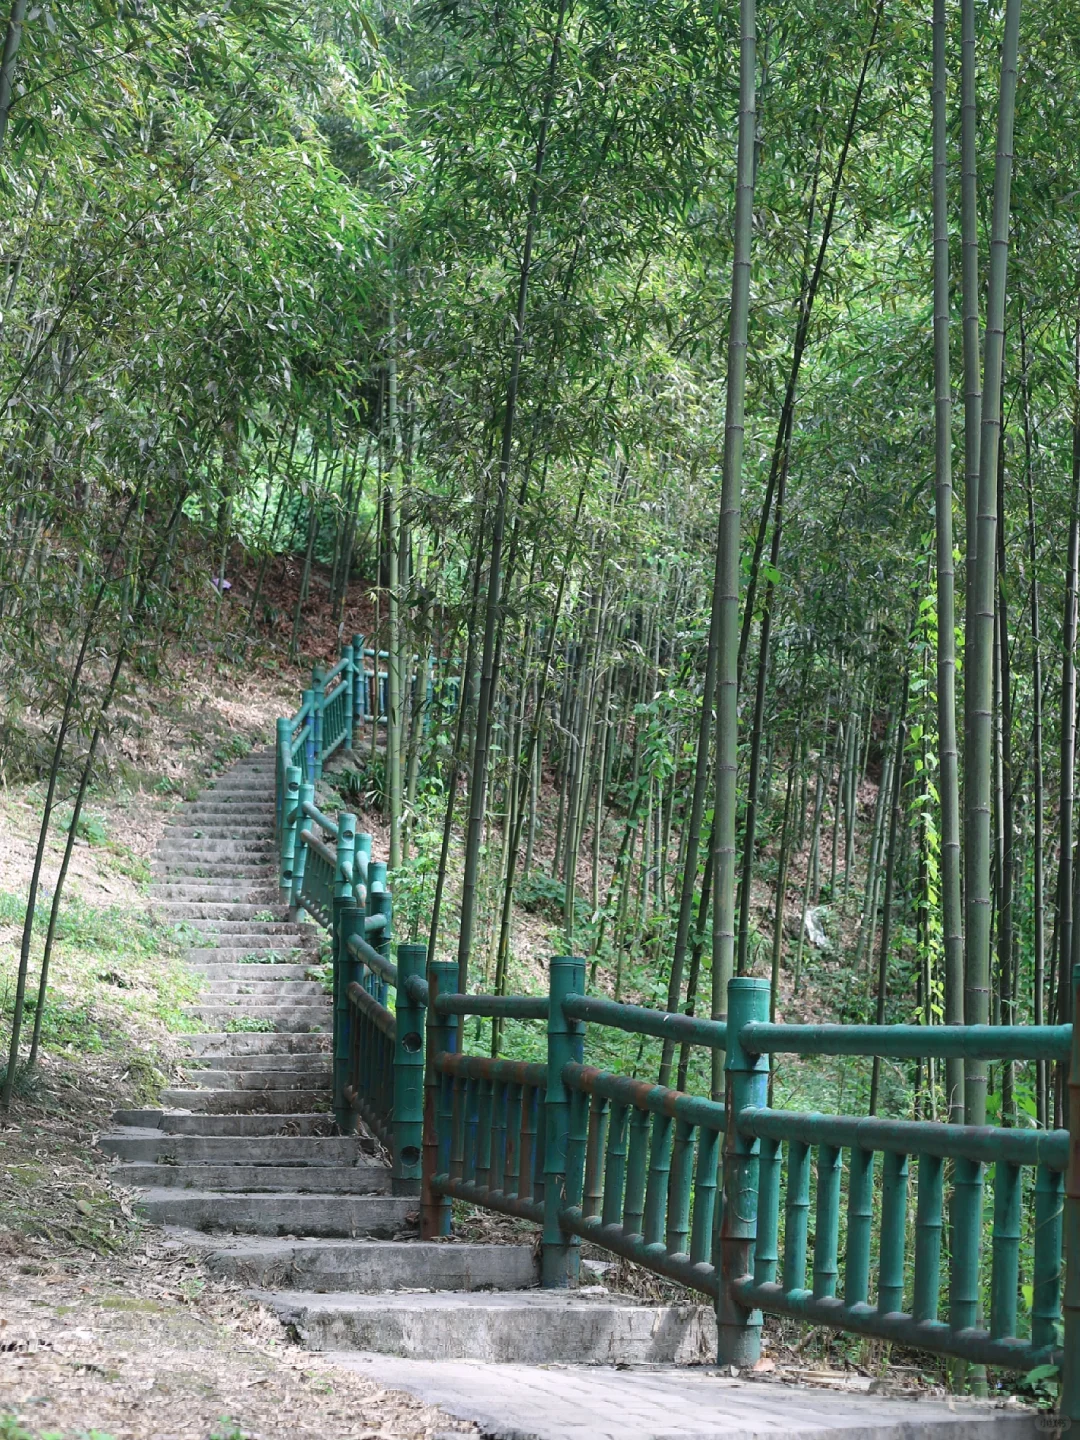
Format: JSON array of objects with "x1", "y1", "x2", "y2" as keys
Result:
[{"x1": 99, "y1": 746, "x2": 715, "y2": 1369}]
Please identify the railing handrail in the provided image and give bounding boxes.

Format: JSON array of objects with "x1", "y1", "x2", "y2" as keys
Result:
[{"x1": 739, "y1": 1020, "x2": 1071, "y2": 1063}]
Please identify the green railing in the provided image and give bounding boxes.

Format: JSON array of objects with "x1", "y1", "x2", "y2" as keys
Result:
[
  {"x1": 418, "y1": 959, "x2": 1080, "y2": 1415},
  {"x1": 270, "y1": 648, "x2": 1078, "y2": 1413},
  {"x1": 272, "y1": 638, "x2": 431, "y2": 1194}
]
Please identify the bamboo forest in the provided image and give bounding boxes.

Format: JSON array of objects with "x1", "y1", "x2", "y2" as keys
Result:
[{"x1": 3, "y1": 0, "x2": 1080, "y2": 1436}]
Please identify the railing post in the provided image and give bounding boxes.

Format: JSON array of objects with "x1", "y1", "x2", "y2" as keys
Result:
[
  {"x1": 334, "y1": 897, "x2": 363, "y2": 1137},
  {"x1": 716, "y1": 975, "x2": 770, "y2": 1367},
  {"x1": 302, "y1": 687, "x2": 316, "y2": 783},
  {"x1": 290, "y1": 779, "x2": 315, "y2": 919},
  {"x1": 275, "y1": 717, "x2": 290, "y2": 840},
  {"x1": 1062, "y1": 964, "x2": 1080, "y2": 1421},
  {"x1": 352, "y1": 633, "x2": 366, "y2": 737},
  {"x1": 279, "y1": 764, "x2": 301, "y2": 905},
  {"x1": 367, "y1": 863, "x2": 391, "y2": 1005},
  {"x1": 311, "y1": 667, "x2": 325, "y2": 780},
  {"x1": 354, "y1": 831, "x2": 372, "y2": 907},
  {"x1": 342, "y1": 646, "x2": 355, "y2": 751},
  {"x1": 393, "y1": 943, "x2": 426, "y2": 1196},
  {"x1": 541, "y1": 955, "x2": 586, "y2": 1288},
  {"x1": 421, "y1": 958, "x2": 459, "y2": 1239}
]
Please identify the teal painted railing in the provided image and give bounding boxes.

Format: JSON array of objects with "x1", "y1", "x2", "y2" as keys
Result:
[
  {"x1": 273, "y1": 636, "x2": 429, "y2": 1195},
  {"x1": 418, "y1": 959, "x2": 1080, "y2": 1415}
]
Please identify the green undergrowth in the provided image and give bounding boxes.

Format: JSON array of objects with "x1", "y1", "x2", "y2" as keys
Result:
[{"x1": 1, "y1": 1417, "x2": 119, "y2": 1440}]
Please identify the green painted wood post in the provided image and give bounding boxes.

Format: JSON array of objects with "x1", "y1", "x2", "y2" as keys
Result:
[
  {"x1": 368, "y1": 874, "x2": 391, "y2": 1007},
  {"x1": 302, "y1": 687, "x2": 316, "y2": 782},
  {"x1": 311, "y1": 666, "x2": 326, "y2": 779},
  {"x1": 542, "y1": 955, "x2": 586, "y2": 1288},
  {"x1": 393, "y1": 942, "x2": 426, "y2": 1196},
  {"x1": 290, "y1": 779, "x2": 315, "y2": 919},
  {"x1": 716, "y1": 975, "x2": 770, "y2": 1367},
  {"x1": 352, "y1": 634, "x2": 366, "y2": 734},
  {"x1": 335, "y1": 902, "x2": 364, "y2": 1135},
  {"x1": 275, "y1": 717, "x2": 290, "y2": 840},
  {"x1": 279, "y1": 764, "x2": 302, "y2": 905},
  {"x1": 1061, "y1": 964, "x2": 1080, "y2": 1420},
  {"x1": 343, "y1": 645, "x2": 355, "y2": 750}
]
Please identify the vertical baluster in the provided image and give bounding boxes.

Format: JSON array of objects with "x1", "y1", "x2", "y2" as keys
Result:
[
  {"x1": 912, "y1": 1152, "x2": 944, "y2": 1324},
  {"x1": 583, "y1": 1094, "x2": 609, "y2": 1220},
  {"x1": 392, "y1": 942, "x2": 425, "y2": 1196},
  {"x1": 783, "y1": 1140, "x2": 811, "y2": 1295},
  {"x1": 533, "y1": 1083, "x2": 547, "y2": 1205},
  {"x1": 690, "y1": 1125, "x2": 720, "y2": 1268},
  {"x1": 950, "y1": 1156, "x2": 983, "y2": 1336},
  {"x1": 505, "y1": 1082, "x2": 523, "y2": 1199},
  {"x1": 1032, "y1": 1163, "x2": 1064, "y2": 1352},
  {"x1": 352, "y1": 634, "x2": 366, "y2": 737},
  {"x1": 813, "y1": 1144, "x2": 842, "y2": 1299},
  {"x1": 449, "y1": 1075, "x2": 466, "y2": 1183},
  {"x1": 845, "y1": 1146, "x2": 876, "y2": 1306},
  {"x1": 302, "y1": 687, "x2": 315, "y2": 782},
  {"x1": 666, "y1": 1119, "x2": 695, "y2": 1255},
  {"x1": 990, "y1": 1159, "x2": 1021, "y2": 1339},
  {"x1": 475, "y1": 1076, "x2": 494, "y2": 1192},
  {"x1": 565, "y1": 1089, "x2": 589, "y2": 1217},
  {"x1": 491, "y1": 1080, "x2": 508, "y2": 1194},
  {"x1": 878, "y1": 1150, "x2": 909, "y2": 1315},
  {"x1": 542, "y1": 955, "x2": 585, "y2": 1287},
  {"x1": 754, "y1": 1136, "x2": 781, "y2": 1286},
  {"x1": 602, "y1": 1102, "x2": 628, "y2": 1228},
  {"x1": 518, "y1": 1083, "x2": 538, "y2": 1202},
  {"x1": 462, "y1": 1076, "x2": 480, "y2": 1184},
  {"x1": 335, "y1": 903, "x2": 363, "y2": 1135},
  {"x1": 622, "y1": 1107, "x2": 651, "y2": 1237},
  {"x1": 643, "y1": 1111, "x2": 673, "y2": 1247},
  {"x1": 311, "y1": 668, "x2": 325, "y2": 779}
]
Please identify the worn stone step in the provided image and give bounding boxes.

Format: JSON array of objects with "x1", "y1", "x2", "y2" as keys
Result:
[
  {"x1": 165, "y1": 822, "x2": 271, "y2": 836},
  {"x1": 115, "y1": 1163, "x2": 387, "y2": 1193},
  {"x1": 178, "y1": 1069, "x2": 332, "y2": 1091},
  {"x1": 137, "y1": 1191, "x2": 413, "y2": 1238},
  {"x1": 180, "y1": 921, "x2": 318, "y2": 936},
  {"x1": 101, "y1": 1132, "x2": 371, "y2": 1164},
  {"x1": 182, "y1": 1052, "x2": 331, "y2": 1072},
  {"x1": 188, "y1": 963, "x2": 317, "y2": 982},
  {"x1": 263, "y1": 1291, "x2": 715, "y2": 1364},
  {"x1": 186, "y1": 944, "x2": 316, "y2": 963},
  {"x1": 187, "y1": 1237, "x2": 537, "y2": 1293},
  {"x1": 159, "y1": 1087, "x2": 330, "y2": 1113},
  {"x1": 153, "y1": 862, "x2": 275, "y2": 879},
  {"x1": 161, "y1": 904, "x2": 291, "y2": 923},
  {"x1": 179, "y1": 1032, "x2": 330, "y2": 1056},
  {"x1": 181, "y1": 1005, "x2": 330, "y2": 1030},
  {"x1": 182, "y1": 799, "x2": 275, "y2": 812},
  {"x1": 151, "y1": 883, "x2": 278, "y2": 900},
  {"x1": 159, "y1": 835, "x2": 274, "y2": 851},
  {"x1": 159, "y1": 1112, "x2": 339, "y2": 1137},
  {"x1": 198, "y1": 979, "x2": 326, "y2": 999}
]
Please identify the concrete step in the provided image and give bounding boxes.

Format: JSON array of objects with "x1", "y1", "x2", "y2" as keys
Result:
[
  {"x1": 178, "y1": 1032, "x2": 330, "y2": 1056},
  {"x1": 159, "y1": 1088, "x2": 330, "y2": 1113},
  {"x1": 181, "y1": 800, "x2": 275, "y2": 812},
  {"x1": 179, "y1": 921, "x2": 318, "y2": 936},
  {"x1": 263, "y1": 1291, "x2": 715, "y2": 1364},
  {"x1": 164, "y1": 825, "x2": 272, "y2": 839},
  {"x1": 159, "y1": 839, "x2": 274, "y2": 854},
  {"x1": 115, "y1": 1163, "x2": 388, "y2": 1193},
  {"x1": 198, "y1": 980, "x2": 326, "y2": 999},
  {"x1": 159, "y1": 1113, "x2": 339, "y2": 1137},
  {"x1": 137, "y1": 1191, "x2": 414, "y2": 1238},
  {"x1": 187, "y1": 1237, "x2": 537, "y2": 1293},
  {"x1": 151, "y1": 883, "x2": 278, "y2": 900},
  {"x1": 101, "y1": 1132, "x2": 372, "y2": 1164},
  {"x1": 181, "y1": 1052, "x2": 335, "y2": 1072},
  {"x1": 160, "y1": 903, "x2": 290, "y2": 921},
  {"x1": 152, "y1": 863, "x2": 276, "y2": 879},
  {"x1": 177, "y1": 1069, "x2": 332, "y2": 1091},
  {"x1": 186, "y1": 944, "x2": 315, "y2": 962},
  {"x1": 181, "y1": 1005, "x2": 330, "y2": 1029},
  {"x1": 186, "y1": 964, "x2": 317, "y2": 982}
]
